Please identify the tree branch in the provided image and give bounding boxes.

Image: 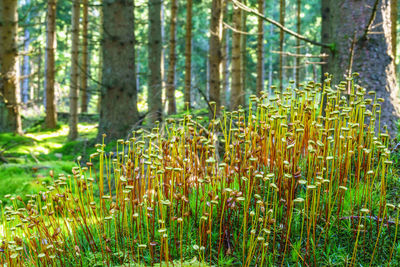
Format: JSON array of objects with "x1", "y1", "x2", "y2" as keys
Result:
[
  {"x1": 230, "y1": 0, "x2": 332, "y2": 49},
  {"x1": 362, "y1": 0, "x2": 380, "y2": 40}
]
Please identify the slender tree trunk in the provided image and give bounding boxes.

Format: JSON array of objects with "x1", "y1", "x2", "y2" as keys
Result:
[
  {"x1": 0, "y1": 0, "x2": 22, "y2": 134},
  {"x1": 166, "y1": 0, "x2": 178, "y2": 114},
  {"x1": 268, "y1": 24, "x2": 273, "y2": 95},
  {"x1": 97, "y1": 5, "x2": 103, "y2": 114},
  {"x1": 68, "y1": 0, "x2": 80, "y2": 140},
  {"x1": 36, "y1": 47, "x2": 42, "y2": 102},
  {"x1": 279, "y1": 0, "x2": 285, "y2": 93},
  {"x1": 80, "y1": 0, "x2": 89, "y2": 113},
  {"x1": 323, "y1": 0, "x2": 400, "y2": 135},
  {"x1": 148, "y1": 0, "x2": 163, "y2": 124},
  {"x1": 45, "y1": 0, "x2": 57, "y2": 129},
  {"x1": 256, "y1": 0, "x2": 264, "y2": 96},
  {"x1": 231, "y1": 0, "x2": 243, "y2": 110},
  {"x1": 209, "y1": 0, "x2": 223, "y2": 116},
  {"x1": 221, "y1": 1, "x2": 229, "y2": 107},
  {"x1": 241, "y1": 0, "x2": 247, "y2": 99},
  {"x1": 321, "y1": 0, "x2": 330, "y2": 78},
  {"x1": 184, "y1": 0, "x2": 193, "y2": 110},
  {"x1": 296, "y1": 0, "x2": 301, "y2": 87},
  {"x1": 22, "y1": 0, "x2": 31, "y2": 104},
  {"x1": 98, "y1": 0, "x2": 139, "y2": 141}
]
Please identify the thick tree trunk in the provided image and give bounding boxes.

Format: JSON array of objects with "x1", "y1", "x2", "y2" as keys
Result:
[
  {"x1": 323, "y1": 0, "x2": 400, "y2": 135},
  {"x1": 209, "y1": 0, "x2": 223, "y2": 116},
  {"x1": 80, "y1": 0, "x2": 89, "y2": 113},
  {"x1": 166, "y1": 0, "x2": 177, "y2": 115},
  {"x1": 278, "y1": 0, "x2": 285, "y2": 93},
  {"x1": 256, "y1": 0, "x2": 264, "y2": 96},
  {"x1": 0, "y1": 0, "x2": 22, "y2": 134},
  {"x1": 231, "y1": 1, "x2": 243, "y2": 110},
  {"x1": 184, "y1": 0, "x2": 193, "y2": 110},
  {"x1": 391, "y1": 0, "x2": 397, "y2": 68},
  {"x1": 45, "y1": 0, "x2": 57, "y2": 129},
  {"x1": 148, "y1": 0, "x2": 163, "y2": 124},
  {"x1": 98, "y1": 0, "x2": 139, "y2": 141},
  {"x1": 68, "y1": 0, "x2": 80, "y2": 140}
]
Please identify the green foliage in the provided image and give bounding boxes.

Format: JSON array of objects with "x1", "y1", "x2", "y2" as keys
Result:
[{"x1": 0, "y1": 123, "x2": 98, "y2": 204}]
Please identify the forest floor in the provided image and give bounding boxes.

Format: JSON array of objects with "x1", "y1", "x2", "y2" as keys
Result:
[{"x1": 0, "y1": 123, "x2": 99, "y2": 205}]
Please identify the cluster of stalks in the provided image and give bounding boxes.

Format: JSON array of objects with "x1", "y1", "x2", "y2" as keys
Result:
[{"x1": 1, "y1": 75, "x2": 398, "y2": 266}]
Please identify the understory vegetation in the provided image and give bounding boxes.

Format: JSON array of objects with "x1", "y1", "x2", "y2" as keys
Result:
[{"x1": 1, "y1": 77, "x2": 400, "y2": 266}]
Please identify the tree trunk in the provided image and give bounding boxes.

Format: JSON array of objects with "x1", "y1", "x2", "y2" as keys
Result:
[
  {"x1": 279, "y1": 0, "x2": 285, "y2": 93},
  {"x1": 391, "y1": 0, "x2": 397, "y2": 69},
  {"x1": 97, "y1": 5, "x2": 103, "y2": 114},
  {"x1": 231, "y1": 1, "x2": 243, "y2": 110},
  {"x1": 296, "y1": 0, "x2": 301, "y2": 87},
  {"x1": 184, "y1": 0, "x2": 193, "y2": 110},
  {"x1": 0, "y1": 0, "x2": 22, "y2": 134},
  {"x1": 80, "y1": 0, "x2": 89, "y2": 113},
  {"x1": 36, "y1": 47, "x2": 42, "y2": 102},
  {"x1": 241, "y1": 0, "x2": 247, "y2": 99},
  {"x1": 22, "y1": 0, "x2": 31, "y2": 104},
  {"x1": 221, "y1": 1, "x2": 229, "y2": 107},
  {"x1": 148, "y1": 0, "x2": 163, "y2": 124},
  {"x1": 256, "y1": 0, "x2": 264, "y2": 96},
  {"x1": 209, "y1": 0, "x2": 223, "y2": 116},
  {"x1": 268, "y1": 24, "x2": 273, "y2": 95},
  {"x1": 45, "y1": 0, "x2": 58, "y2": 129},
  {"x1": 68, "y1": 0, "x2": 80, "y2": 140},
  {"x1": 98, "y1": 0, "x2": 139, "y2": 141},
  {"x1": 166, "y1": 0, "x2": 177, "y2": 115},
  {"x1": 323, "y1": 0, "x2": 400, "y2": 135}
]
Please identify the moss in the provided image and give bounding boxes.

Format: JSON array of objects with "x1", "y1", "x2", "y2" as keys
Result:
[{"x1": 0, "y1": 161, "x2": 76, "y2": 205}]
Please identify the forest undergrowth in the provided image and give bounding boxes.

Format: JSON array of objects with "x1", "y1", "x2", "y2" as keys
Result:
[{"x1": 1, "y1": 75, "x2": 400, "y2": 266}]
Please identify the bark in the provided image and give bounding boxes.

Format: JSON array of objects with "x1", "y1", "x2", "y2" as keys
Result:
[
  {"x1": 97, "y1": 5, "x2": 103, "y2": 114},
  {"x1": 241, "y1": 0, "x2": 247, "y2": 98},
  {"x1": 279, "y1": 0, "x2": 285, "y2": 93},
  {"x1": 391, "y1": 0, "x2": 397, "y2": 68},
  {"x1": 148, "y1": 0, "x2": 163, "y2": 124},
  {"x1": 36, "y1": 47, "x2": 42, "y2": 102},
  {"x1": 166, "y1": 0, "x2": 178, "y2": 114},
  {"x1": 45, "y1": 0, "x2": 57, "y2": 129},
  {"x1": 296, "y1": 0, "x2": 301, "y2": 87},
  {"x1": 221, "y1": 1, "x2": 229, "y2": 107},
  {"x1": 268, "y1": 24, "x2": 273, "y2": 95},
  {"x1": 98, "y1": 0, "x2": 139, "y2": 141},
  {"x1": 22, "y1": 0, "x2": 31, "y2": 104},
  {"x1": 80, "y1": 0, "x2": 89, "y2": 113},
  {"x1": 209, "y1": 0, "x2": 223, "y2": 116},
  {"x1": 68, "y1": 0, "x2": 80, "y2": 140},
  {"x1": 323, "y1": 0, "x2": 400, "y2": 135},
  {"x1": 0, "y1": 0, "x2": 22, "y2": 134},
  {"x1": 256, "y1": 0, "x2": 264, "y2": 96},
  {"x1": 231, "y1": 0, "x2": 243, "y2": 110},
  {"x1": 184, "y1": 0, "x2": 193, "y2": 110},
  {"x1": 321, "y1": 0, "x2": 331, "y2": 78}
]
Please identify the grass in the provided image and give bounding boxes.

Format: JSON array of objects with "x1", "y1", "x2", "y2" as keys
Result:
[{"x1": 0, "y1": 75, "x2": 400, "y2": 266}]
